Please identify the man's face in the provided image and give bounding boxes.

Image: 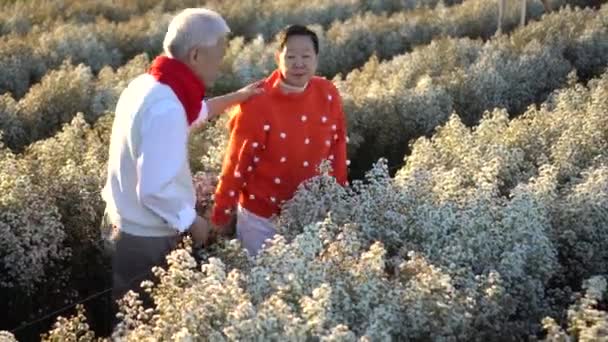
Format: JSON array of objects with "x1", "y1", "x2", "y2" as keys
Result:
[{"x1": 188, "y1": 35, "x2": 227, "y2": 87}]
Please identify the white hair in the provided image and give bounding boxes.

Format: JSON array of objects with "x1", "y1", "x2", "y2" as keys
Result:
[{"x1": 163, "y1": 8, "x2": 230, "y2": 59}]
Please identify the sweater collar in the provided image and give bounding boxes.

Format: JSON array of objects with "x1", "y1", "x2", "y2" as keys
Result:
[{"x1": 267, "y1": 69, "x2": 312, "y2": 98}]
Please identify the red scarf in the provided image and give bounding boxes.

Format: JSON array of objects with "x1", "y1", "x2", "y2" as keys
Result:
[{"x1": 148, "y1": 56, "x2": 206, "y2": 126}]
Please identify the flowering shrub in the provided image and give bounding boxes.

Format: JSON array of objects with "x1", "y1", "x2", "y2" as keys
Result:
[
  {"x1": 0, "y1": 0, "x2": 461, "y2": 39},
  {"x1": 0, "y1": 94, "x2": 23, "y2": 149},
  {"x1": 0, "y1": 39, "x2": 45, "y2": 98},
  {"x1": 0, "y1": 145, "x2": 68, "y2": 292},
  {"x1": 214, "y1": 0, "x2": 554, "y2": 92},
  {"x1": 90, "y1": 53, "x2": 151, "y2": 119},
  {"x1": 16, "y1": 61, "x2": 94, "y2": 144},
  {"x1": 339, "y1": 3, "x2": 607, "y2": 176},
  {"x1": 542, "y1": 276, "x2": 608, "y2": 341},
  {"x1": 0, "y1": 114, "x2": 112, "y2": 340},
  {"x1": 1, "y1": 1, "x2": 607, "y2": 341},
  {"x1": 21, "y1": 60, "x2": 608, "y2": 342},
  {"x1": 1, "y1": 0, "x2": 451, "y2": 99}
]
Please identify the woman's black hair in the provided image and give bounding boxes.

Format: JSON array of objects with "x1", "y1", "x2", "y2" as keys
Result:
[{"x1": 278, "y1": 24, "x2": 319, "y2": 54}]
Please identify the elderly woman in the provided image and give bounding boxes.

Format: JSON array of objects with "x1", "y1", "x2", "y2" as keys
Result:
[{"x1": 210, "y1": 25, "x2": 349, "y2": 256}]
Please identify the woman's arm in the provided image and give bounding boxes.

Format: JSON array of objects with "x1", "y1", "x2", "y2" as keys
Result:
[
  {"x1": 206, "y1": 81, "x2": 264, "y2": 120},
  {"x1": 330, "y1": 87, "x2": 349, "y2": 186},
  {"x1": 211, "y1": 105, "x2": 265, "y2": 227}
]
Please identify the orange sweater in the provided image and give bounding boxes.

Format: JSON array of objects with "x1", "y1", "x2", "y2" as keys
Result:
[{"x1": 211, "y1": 70, "x2": 348, "y2": 226}]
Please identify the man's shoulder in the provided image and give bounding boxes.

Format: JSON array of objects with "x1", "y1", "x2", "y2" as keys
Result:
[
  {"x1": 129, "y1": 74, "x2": 183, "y2": 110},
  {"x1": 116, "y1": 74, "x2": 184, "y2": 123}
]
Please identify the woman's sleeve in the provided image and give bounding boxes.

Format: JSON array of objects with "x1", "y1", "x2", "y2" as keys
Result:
[
  {"x1": 211, "y1": 105, "x2": 264, "y2": 226},
  {"x1": 330, "y1": 86, "x2": 349, "y2": 186}
]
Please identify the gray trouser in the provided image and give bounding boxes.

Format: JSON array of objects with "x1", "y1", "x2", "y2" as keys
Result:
[
  {"x1": 106, "y1": 226, "x2": 179, "y2": 305},
  {"x1": 236, "y1": 206, "x2": 277, "y2": 257}
]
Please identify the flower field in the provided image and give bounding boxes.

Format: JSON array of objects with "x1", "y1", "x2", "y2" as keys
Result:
[{"x1": 0, "y1": 0, "x2": 607, "y2": 341}]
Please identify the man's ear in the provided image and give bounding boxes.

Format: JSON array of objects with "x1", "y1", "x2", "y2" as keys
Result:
[
  {"x1": 186, "y1": 47, "x2": 198, "y2": 64},
  {"x1": 274, "y1": 51, "x2": 281, "y2": 65}
]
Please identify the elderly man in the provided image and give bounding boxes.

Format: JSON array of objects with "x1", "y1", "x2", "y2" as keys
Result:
[{"x1": 102, "y1": 8, "x2": 260, "y2": 305}]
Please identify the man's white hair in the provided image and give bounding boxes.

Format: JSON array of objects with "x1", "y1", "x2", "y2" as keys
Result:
[{"x1": 163, "y1": 8, "x2": 230, "y2": 60}]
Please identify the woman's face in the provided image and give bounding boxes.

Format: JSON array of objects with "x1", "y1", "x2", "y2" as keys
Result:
[{"x1": 276, "y1": 35, "x2": 318, "y2": 88}]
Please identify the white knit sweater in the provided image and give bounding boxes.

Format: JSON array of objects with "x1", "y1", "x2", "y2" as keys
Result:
[{"x1": 101, "y1": 74, "x2": 208, "y2": 237}]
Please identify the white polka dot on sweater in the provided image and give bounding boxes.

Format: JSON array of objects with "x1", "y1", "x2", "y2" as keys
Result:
[
  {"x1": 305, "y1": 138, "x2": 310, "y2": 144},
  {"x1": 264, "y1": 125, "x2": 270, "y2": 131},
  {"x1": 321, "y1": 116, "x2": 327, "y2": 123},
  {"x1": 234, "y1": 171, "x2": 241, "y2": 178},
  {"x1": 229, "y1": 191, "x2": 235, "y2": 197},
  {"x1": 325, "y1": 140, "x2": 331, "y2": 146},
  {"x1": 347, "y1": 160, "x2": 351, "y2": 166},
  {"x1": 303, "y1": 161, "x2": 309, "y2": 167},
  {"x1": 274, "y1": 178, "x2": 281, "y2": 184},
  {"x1": 252, "y1": 142, "x2": 259, "y2": 148},
  {"x1": 332, "y1": 125, "x2": 337, "y2": 131},
  {"x1": 329, "y1": 155, "x2": 334, "y2": 160},
  {"x1": 328, "y1": 94, "x2": 332, "y2": 101},
  {"x1": 249, "y1": 194, "x2": 255, "y2": 200},
  {"x1": 224, "y1": 209, "x2": 231, "y2": 215},
  {"x1": 247, "y1": 166, "x2": 253, "y2": 172},
  {"x1": 301, "y1": 115, "x2": 307, "y2": 122},
  {"x1": 280, "y1": 157, "x2": 287, "y2": 163},
  {"x1": 270, "y1": 197, "x2": 276, "y2": 203},
  {"x1": 280, "y1": 132, "x2": 287, "y2": 139},
  {"x1": 254, "y1": 157, "x2": 260, "y2": 163}
]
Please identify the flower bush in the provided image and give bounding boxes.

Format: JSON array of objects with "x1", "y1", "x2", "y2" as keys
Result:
[
  {"x1": 1, "y1": 1, "x2": 607, "y2": 341},
  {"x1": 542, "y1": 276, "x2": 608, "y2": 341},
  {"x1": 339, "y1": 3, "x2": 608, "y2": 176},
  {"x1": 6, "y1": 66, "x2": 605, "y2": 342},
  {"x1": 16, "y1": 61, "x2": 94, "y2": 143}
]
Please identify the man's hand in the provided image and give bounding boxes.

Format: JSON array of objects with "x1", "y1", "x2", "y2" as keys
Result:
[
  {"x1": 205, "y1": 80, "x2": 264, "y2": 120},
  {"x1": 205, "y1": 206, "x2": 236, "y2": 237},
  {"x1": 236, "y1": 80, "x2": 265, "y2": 99},
  {"x1": 188, "y1": 215, "x2": 211, "y2": 248}
]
